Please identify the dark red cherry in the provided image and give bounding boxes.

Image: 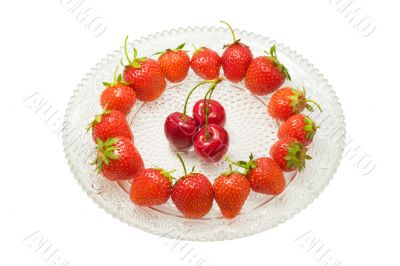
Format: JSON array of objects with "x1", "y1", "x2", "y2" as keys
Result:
[
  {"x1": 192, "y1": 99, "x2": 226, "y2": 127},
  {"x1": 193, "y1": 124, "x2": 229, "y2": 163},
  {"x1": 164, "y1": 112, "x2": 198, "y2": 151}
]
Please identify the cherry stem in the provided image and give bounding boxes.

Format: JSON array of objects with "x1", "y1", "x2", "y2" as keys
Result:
[
  {"x1": 124, "y1": 35, "x2": 132, "y2": 65},
  {"x1": 202, "y1": 77, "x2": 223, "y2": 139},
  {"x1": 220, "y1": 21, "x2": 237, "y2": 43},
  {"x1": 306, "y1": 99, "x2": 323, "y2": 112},
  {"x1": 176, "y1": 154, "x2": 187, "y2": 176},
  {"x1": 182, "y1": 80, "x2": 215, "y2": 117},
  {"x1": 208, "y1": 82, "x2": 215, "y2": 101},
  {"x1": 204, "y1": 83, "x2": 217, "y2": 140}
]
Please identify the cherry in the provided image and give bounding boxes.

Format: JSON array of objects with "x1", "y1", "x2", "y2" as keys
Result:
[
  {"x1": 193, "y1": 81, "x2": 229, "y2": 162},
  {"x1": 164, "y1": 78, "x2": 223, "y2": 151},
  {"x1": 192, "y1": 99, "x2": 226, "y2": 127},
  {"x1": 164, "y1": 112, "x2": 197, "y2": 151},
  {"x1": 194, "y1": 124, "x2": 229, "y2": 163}
]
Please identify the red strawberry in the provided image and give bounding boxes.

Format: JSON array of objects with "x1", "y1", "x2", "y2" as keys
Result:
[
  {"x1": 278, "y1": 114, "x2": 319, "y2": 146},
  {"x1": 270, "y1": 137, "x2": 311, "y2": 172},
  {"x1": 227, "y1": 155, "x2": 286, "y2": 195},
  {"x1": 122, "y1": 36, "x2": 166, "y2": 102},
  {"x1": 191, "y1": 47, "x2": 221, "y2": 80},
  {"x1": 94, "y1": 137, "x2": 144, "y2": 181},
  {"x1": 100, "y1": 67, "x2": 136, "y2": 115},
  {"x1": 220, "y1": 21, "x2": 253, "y2": 82},
  {"x1": 247, "y1": 156, "x2": 285, "y2": 195},
  {"x1": 156, "y1": 43, "x2": 190, "y2": 83},
  {"x1": 213, "y1": 169, "x2": 250, "y2": 219},
  {"x1": 244, "y1": 45, "x2": 291, "y2": 95},
  {"x1": 171, "y1": 155, "x2": 214, "y2": 218},
  {"x1": 87, "y1": 109, "x2": 133, "y2": 143},
  {"x1": 268, "y1": 87, "x2": 322, "y2": 121},
  {"x1": 172, "y1": 173, "x2": 214, "y2": 219},
  {"x1": 130, "y1": 168, "x2": 174, "y2": 206}
]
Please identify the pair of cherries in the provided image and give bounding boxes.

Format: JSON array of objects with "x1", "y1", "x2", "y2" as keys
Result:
[{"x1": 164, "y1": 78, "x2": 229, "y2": 162}]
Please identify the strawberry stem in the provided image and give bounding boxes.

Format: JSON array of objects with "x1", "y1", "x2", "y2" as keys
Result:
[
  {"x1": 300, "y1": 87, "x2": 322, "y2": 113},
  {"x1": 220, "y1": 21, "x2": 237, "y2": 43},
  {"x1": 124, "y1": 35, "x2": 133, "y2": 65},
  {"x1": 113, "y1": 66, "x2": 118, "y2": 83},
  {"x1": 103, "y1": 67, "x2": 120, "y2": 87},
  {"x1": 176, "y1": 154, "x2": 187, "y2": 176},
  {"x1": 220, "y1": 164, "x2": 234, "y2": 176},
  {"x1": 123, "y1": 36, "x2": 146, "y2": 69},
  {"x1": 305, "y1": 99, "x2": 323, "y2": 112},
  {"x1": 224, "y1": 156, "x2": 243, "y2": 168},
  {"x1": 224, "y1": 154, "x2": 256, "y2": 175}
]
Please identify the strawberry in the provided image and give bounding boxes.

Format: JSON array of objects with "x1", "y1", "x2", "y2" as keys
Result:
[
  {"x1": 172, "y1": 173, "x2": 214, "y2": 219},
  {"x1": 268, "y1": 87, "x2": 322, "y2": 121},
  {"x1": 278, "y1": 114, "x2": 319, "y2": 146},
  {"x1": 130, "y1": 168, "x2": 174, "y2": 206},
  {"x1": 156, "y1": 43, "x2": 190, "y2": 83},
  {"x1": 213, "y1": 167, "x2": 250, "y2": 219},
  {"x1": 94, "y1": 137, "x2": 144, "y2": 181},
  {"x1": 227, "y1": 155, "x2": 286, "y2": 195},
  {"x1": 244, "y1": 45, "x2": 291, "y2": 95},
  {"x1": 220, "y1": 21, "x2": 253, "y2": 82},
  {"x1": 171, "y1": 155, "x2": 214, "y2": 219},
  {"x1": 122, "y1": 36, "x2": 166, "y2": 102},
  {"x1": 270, "y1": 137, "x2": 311, "y2": 172},
  {"x1": 100, "y1": 66, "x2": 136, "y2": 115},
  {"x1": 191, "y1": 46, "x2": 221, "y2": 80},
  {"x1": 87, "y1": 109, "x2": 133, "y2": 143}
]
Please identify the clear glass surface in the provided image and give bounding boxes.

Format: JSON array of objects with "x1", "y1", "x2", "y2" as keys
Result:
[{"x1": 63, "y1": 26, "x2": 345, "y2": 241}]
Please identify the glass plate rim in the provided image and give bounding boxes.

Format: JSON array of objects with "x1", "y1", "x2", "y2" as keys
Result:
[{"x1": 62, "y1": 26, "x2": 346, "y2": 241}]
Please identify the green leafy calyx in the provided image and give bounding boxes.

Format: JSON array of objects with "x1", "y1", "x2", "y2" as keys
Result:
[
  {"x1": 152, "y1": 43, "x2": 187, "y2": 58},
  {"x1": 265, "y1": 45, "x2": 291, "y2": 81},
  {"x1": 102, "y1": 66, "x2": 128, "y2": 87},
  {"x1": 94, "y1": 137, "x2": 120, "y2": 173},
  {"x1": 284, "y1": 142, "x2": 311, "y2": 172},
  {"x1": 303, "y1": 116, "x2": 319, "y2": 139},
  {"x1": 192, "y1": 44, "x2": 206, "y2": 55},
  {"x1": 86, "y1": 106, "x2": 111, "y2": 132},
  {"x1": 155, "y1": 167, "x2": 176, "y2": 183},
  {"x1": 225, "y1": 153, "x2": 257, "y2": 176},
  {"x1": 287, "y1": 87, "x2": 323, "y2": 114},
  {"x1": 122, "y1": 35, "x2": 147, "y2": 69}
]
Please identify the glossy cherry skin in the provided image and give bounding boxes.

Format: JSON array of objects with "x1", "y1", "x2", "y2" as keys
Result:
[
  {"x1": 164, "y1": 112, "x2": 198, "y2": 151},
  {"x1": 193, "y1": 124, "x2": 229, "y2": 163},
  {"x1": 192, "y1": 99, "x2": 226, "y2": 127}
]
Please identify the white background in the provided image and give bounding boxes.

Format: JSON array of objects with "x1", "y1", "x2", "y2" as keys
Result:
[{"x1": 0, "y1": 0, "x2": 398, "y2": 265}]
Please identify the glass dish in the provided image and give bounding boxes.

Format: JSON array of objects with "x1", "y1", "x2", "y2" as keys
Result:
[{"x1": 63, "y1": 26, "x2": 345, "y2": 241}]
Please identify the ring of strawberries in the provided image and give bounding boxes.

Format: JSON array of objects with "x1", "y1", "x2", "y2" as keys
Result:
[{"x1": 87, "y1": 21, "x2": 323, "y2": 220}]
